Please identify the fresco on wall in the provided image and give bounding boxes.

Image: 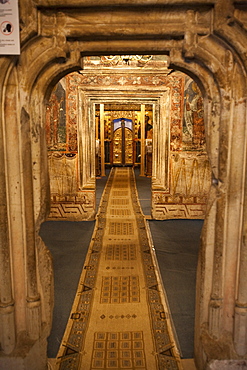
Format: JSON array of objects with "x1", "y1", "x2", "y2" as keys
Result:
[
  {"x1": 46, "y1": 72, "x2": 205, "y2": 156},
  {"x1": 46, "y1": 76, "x2": 78, "y2": 153},
  {"x1": 169, "y1": 76, "x2": 184, "y2": 151},
  {"x1": 66, "y1": 74, "x2": 79, "y2": 152},
  {"x1": 45, "y1": 71, "x2": 210, "y2": 220},
  {"x1": 182, "y1": 77, "x2": 206, "y2": 150},
  {"x1": 45, "y1": 76, "x2": 94, "y2": 220},
  {"x1": 46, "y1": 81, "x2": 66, "y2": 151}
]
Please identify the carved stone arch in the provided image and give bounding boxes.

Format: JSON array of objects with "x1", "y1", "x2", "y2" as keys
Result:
[
  {"x1": 0, "y1": 40, "x2": 82, "y2": 369},
  {"x1": 167, "y1": 47, "x2": 224, "y2": 365},
  {"x1": 27, "y1": 46, "x2": 84, "y2": 225},
  {"x1": 1, "y1": 2, "x2": 247, "y2": 369},
  {"x1": 169, "y1": 48, "x2": 221, "y2": 167},
  {"x1": 26, "y1": 34, "x2": 246, "y2": 369},
  {"x1": 213, "y1": 13, "x2": 247, "y2": 71},
  {"x1": 184, "y1": 35, "x2": 247, "y2": 369},
  {"x1": 19, "y1": 45, "x2": 69, "y2": 96}
]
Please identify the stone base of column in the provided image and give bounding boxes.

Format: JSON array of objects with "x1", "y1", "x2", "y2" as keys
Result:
[
  {"x1": 234, "y1": 304, "x2": 247, "y2": 356},
  {"x1": 209, "y1": 297, "x2": 222, "y2": 338},
  {"x1": 195, "y1": 324, "x2": 238, "y2": 370},
  {"x1": 0, "y1": 302, "x2": 16, "y2": 355},
  {"x1": 207, "y1": 360, "x2": 247, "y2": 369},
  {"x1": 26, "y1": 297, "x2": 41, "y2": 341},
  {"x1": 0, "y1": 331, "x2": 48, "y2": 370}
]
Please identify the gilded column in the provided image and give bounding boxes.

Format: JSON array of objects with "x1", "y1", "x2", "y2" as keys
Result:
[
  {"x1": 100, "y1": 104, "x2": 105, "y2": 176},
  {"x1": 140, "y1": 104, "x2": 145, "y2": 176}
]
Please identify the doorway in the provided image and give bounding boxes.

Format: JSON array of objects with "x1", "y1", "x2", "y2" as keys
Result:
[
  {"x1": 95, "y1": 102, "x2": 154, "y2": 176},
  {"x1": 43, "y1": 67, "x2": 210, "y2": 364},
  {"x1": 112, "y1": 118, "x2": 134, "y2": 166}
]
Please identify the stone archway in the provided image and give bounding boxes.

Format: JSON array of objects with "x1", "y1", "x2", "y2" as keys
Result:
[
  {"x1": 1, "y1": 2, "x2": 247, "y2": 369},
  {"x1": 45, "y1": 68, "x2": 211, "y2": 222}
]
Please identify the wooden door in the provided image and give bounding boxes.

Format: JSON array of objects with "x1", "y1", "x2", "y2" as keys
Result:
[{"x1": 112, "y1": 118, "x2": 133, "y2": 166}]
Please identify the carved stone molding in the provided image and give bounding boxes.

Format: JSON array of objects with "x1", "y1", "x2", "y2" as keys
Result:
[{"x1": 48, "y1": 191, "x2": 95, "y2": 220}]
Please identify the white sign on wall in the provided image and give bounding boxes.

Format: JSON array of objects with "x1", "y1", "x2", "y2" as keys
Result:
[{"x1": 0, "y1": 0, "x2": 20, "y2": 55}]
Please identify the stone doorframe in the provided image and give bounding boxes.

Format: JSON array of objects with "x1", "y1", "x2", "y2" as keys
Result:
[
  {"x1": 78, "y1": 90, "x2": 170, "y2": 211},
  {"x1": 1, "y1": 1, "x2": 247, "y2": 369}
]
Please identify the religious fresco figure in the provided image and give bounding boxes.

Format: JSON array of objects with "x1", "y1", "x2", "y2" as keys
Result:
[
  {"x1": 183, "y1": 79, "x2": 205, "y2": 150},
  {"x1": 192, "y1": 92, "x2": 205, "y2": 147},
  {"x1": 145, "y1": 114, "x2": 153, "y2": 139},
  {"x1": 46, "y1": 81, "x2": 67, "y2": 151}
]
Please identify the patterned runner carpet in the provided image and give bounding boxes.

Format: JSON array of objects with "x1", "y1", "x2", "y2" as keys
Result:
[{"x1": 55, "y1": 167, "x2": 182, "y2": 370}]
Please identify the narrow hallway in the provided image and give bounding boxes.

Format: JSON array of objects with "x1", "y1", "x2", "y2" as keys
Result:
[
  {"x1": 40, "y1": 169, "x2": 202, "y2": 369},
  {"x1": 55, "y1": 167, "x2": 181, "y2": 369},
  {"x1": 1, "y1": 3, "x2": 247, "y2": 368}
]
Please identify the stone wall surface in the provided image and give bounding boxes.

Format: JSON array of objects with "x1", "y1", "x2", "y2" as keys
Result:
[{"x1": 0, "y1": 0, "x2": 247, "y2": 369}]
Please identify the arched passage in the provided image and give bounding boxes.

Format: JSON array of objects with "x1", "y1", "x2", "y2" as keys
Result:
[
  {"x1": 44, "y1": 63, "x2": 211, "y2": 223},
  {"x1": 1, "y1": 2, "x2": 247, "y2": 369}
]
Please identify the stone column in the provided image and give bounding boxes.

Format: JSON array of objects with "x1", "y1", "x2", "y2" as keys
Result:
[
  {"x1": 234, "y1": 227, "x2": 247, "y2": 356},
  {"x1": 152, "y1": 90, "x2": 170, "y2": 191},
  {"x1": 0, "y1": 130, "x2": 16, "y2": 355},
  {"x1": 89, "y1": 100, "x2": 96, "y2": 184},
  {"x1": 208, "y1": 194, "x2": 224, "y2": 338},
  {"x1": 20, "y1": 107, "x2": 41, "y2": 340},
  {"x1": 208, "y1": 92, "x2": 230, "y2": 338},
  {"x1": 78, "y1": 90, "x2": 95, "y2": 189},
  {"x1": 0, "y1": 72, "x2": 16, "y2": 355},
  {"x1": 234, "y1": 100, "x2": 247, "y2": 356}
]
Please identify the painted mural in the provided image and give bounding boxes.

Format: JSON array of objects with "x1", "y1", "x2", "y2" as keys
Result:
[
  {"x1": 45, "y1": 70, "x2": 210, "y2": 220},
  {"x1": 182, "y1": 76, "x2": 206, "y2": 150},
  {"x1": 46, "y1": 76, "x2": 94, "y2": 220},
  {"x1": 46, "y1": 81, "x2": 66, "y2": 151},
  {"x1": 46, "y1": 77, "x2": 78, "y2": 153}
]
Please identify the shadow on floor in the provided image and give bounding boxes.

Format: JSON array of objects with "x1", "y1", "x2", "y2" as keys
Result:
[
  {"x1": 148, "y1": 219, "x2": 203, "y2": 358},
  {"x1": 39, "y1": 221, "x2": 95, "y2": 358}
]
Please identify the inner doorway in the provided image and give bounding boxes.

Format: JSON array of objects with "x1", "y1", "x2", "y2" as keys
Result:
[
  {"x1": 112, "y1": 117, "x2": 133, "y2": 166},
  {"x1": 95, "y1": 103, "x2": 153, "y2": 176},
  {"x1": 44, "y1": 66, "x2": 210, "y2": 362}
]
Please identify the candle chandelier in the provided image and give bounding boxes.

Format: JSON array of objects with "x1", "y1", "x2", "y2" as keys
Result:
[{"x1": 101, "y1": 55, "x2": 153, "y2": 65}]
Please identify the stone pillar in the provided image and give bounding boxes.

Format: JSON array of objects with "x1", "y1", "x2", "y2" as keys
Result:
[
  {"x1": 208, "y1": 194, "x2": 224, "y2": 338},
  {"x1": 78, "y1": 90, "x2": 95, "y2": 190},
  {"x1": 208, "y1": 90, "x2": 234, "y2": 339},
  {"x1": 152, "y1": 90, "x2": 170, "y2": 191},
  {"x1": 20, "y1": 107, "x2": 41, "y2": 340},
  {"x1": 0, "y1": 130, "x2": 16, "y2": 355},
  {"x1": 234, "y1": 107, "x2": 247, "y2": 355},
  {"x1": 0, "y1": 66, "x2": 16, "y2": 355}
]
